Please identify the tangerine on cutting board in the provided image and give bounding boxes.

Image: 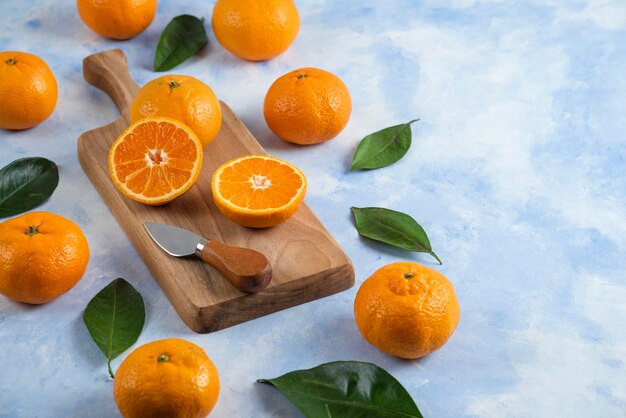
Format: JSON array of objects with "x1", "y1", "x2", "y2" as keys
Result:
[
  {"x1": 354, "y1": 262, "x2": 460, "y2": 359},
  {"x1": 263, "y1": 67, "x2": 352, "y2": 145},
  {"x1": 0, "y1": 211, "x2": 90, "y2": 304},
  {"x1": 113, "y1": 338, "x2": 220, "y2": 418},
  {"x1": 211, "y1": 155, "x2": 307, "y2": 228},
  {"x1": 0, "y1": 51, "x2": 58, "y2": 130},
  {"x1": 211, "y1": 0, "x2": 300, "y2": 61},
  {"x1": 77, "y1": 0, "x2": 157, "y2": 40},
  {"x1": 108, "y1": 117, "x2": 203, "y2": 205},
  {"x1": 130, "y1": 74, "x2": 222, "y2": 147}
]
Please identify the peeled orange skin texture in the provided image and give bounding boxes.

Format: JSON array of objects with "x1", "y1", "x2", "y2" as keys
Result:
[
  {"x1": 130, "y1": 75, "x2": 222, "y2": 147},
  {"x1": 77, "y1": 0, "x2": 157, "y2": 40},
  {"x1": 263, "y1": 67, "x2": 352, "y2": 145},
  {"x1": 354, "y1": 262, "x2": 460, "y2": 359},
  {"x1": 114, "y1": 338, "x2": 220, "y2": 418},
  {"x1": 0, "y1": 211, "x2": 90, "y2": 304},
  {"x1": 108, "y1": 117, "x2": 204, "y2": 205},
  {"x1": 211, "y1": 155, "x2": 307, "y2": 228},
  {"x1": 0, "y1": 51, "x2": 58, "y2": 130},
  {"x1": 212, "y1": 0, "x2": 300, "y2": 61}
]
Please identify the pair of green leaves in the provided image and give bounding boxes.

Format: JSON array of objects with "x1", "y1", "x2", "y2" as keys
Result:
[
  {"x1": 83, "y1": 279, "x2": 145, "y2": 378},
  {"x1": 349, "y1": 121, "x2": 441, "y2": 264},
  {"x1": 0, "y1": 157, "x2": 59, "y2": 218},
  {"x1": 260, "y1": 361, "x2": 423, "y2": 418},
  {"x1": 154, "y1": 15, "x2": 208, "y2": 72}
]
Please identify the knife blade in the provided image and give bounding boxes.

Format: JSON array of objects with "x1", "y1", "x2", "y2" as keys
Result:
[{"x1": 144, "y1": 222, "x2": 272, "y2": 293}]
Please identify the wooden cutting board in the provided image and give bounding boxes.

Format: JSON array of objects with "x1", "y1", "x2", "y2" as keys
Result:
[{"x1": 77, "y1": 50, "x2": 354, "y2": 333}]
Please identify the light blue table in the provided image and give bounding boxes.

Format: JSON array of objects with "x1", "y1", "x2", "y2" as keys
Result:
[{"x1": 1, "y1": 1, "x2": 625, "y2": 417}]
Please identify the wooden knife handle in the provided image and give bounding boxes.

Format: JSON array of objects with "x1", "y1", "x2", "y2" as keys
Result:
[
  {"x1": 82, "y1": 49, "x2": 139, "y2": 115},
  {"x1": 198, "y1": 240, "x2": 272, "y2": 293}
]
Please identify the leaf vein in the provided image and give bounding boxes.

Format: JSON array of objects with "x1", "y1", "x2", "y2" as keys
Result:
[{"x1": 107, "y1": 283, "x2": 118, "y2": 359}]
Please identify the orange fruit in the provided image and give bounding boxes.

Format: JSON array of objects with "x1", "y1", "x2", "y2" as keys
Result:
[
  {"x1": 211, "y1": 0, "x2": 300, "y2": 61},
  {"x1": 264, "y1": 67, "x2": 352, "y2": 145},
  {"x1": 0, "y1": 51, "x2": 58, "y2": 130},
  {"x1": 354, "y1": 262, "x2": 460, "y2": 359},
  {"x1": 114, "y1": 338, "x2": 220, "y2": 418},
  {"x1": 0, "y1": 211, "x2": 90, "y2": 304},
  {"x1": 130, "y1": 75, "x2": 222, "y2": 147},
  {"x1": 108, "y1": 117, "x2": 203, "y2": 205},
  {"x1": 77, "y1": 0, "x2": 157, "y2": 40},
  {"x1": 211, "y1": 155, "x2": 306, "y2": 228}
]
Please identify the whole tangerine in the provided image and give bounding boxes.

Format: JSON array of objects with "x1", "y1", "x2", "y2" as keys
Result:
[
  {"x1": 77, "y1": 0, "x2": 157, "y2": 40},
  {"x1": 354, "y1": 262, "x2": 460, "y2": 359},
  {"x1": 212, "y1": 0, "x2": 300, "y2": 61},
  {"x1": 0, "y1": 51, "x2": 58, "y2": 130},
  {"x1": 114, "y1": 338, "x2": 220, "y2": 418},
  {"x1": 130, "y1": 75, "x2": 222, "y2": 147},
  {"x1": 0, "y1": 211, "x2": 90, "y2": 304},
  {"x1": 264, "y1": 67, "x2": 352, "y2": 145}
]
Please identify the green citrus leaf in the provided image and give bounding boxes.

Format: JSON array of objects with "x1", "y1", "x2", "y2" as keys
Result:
[
  {"x1": 154, "y1": 15, "x2": 208, "y2": 72},
  {"x1": 83, "y1": 278, "x2": 145, "y2": 378},
  {"x1": 351, "y1": 120, "x2": 419, "y2": 171},
  {"x1": 0, "y1": 157, "x2": 59, "y2": 218},
  {"x1": 258, "y1": 361, "x2": 423, "y2": 418},
  {"x1": 351, "y1": 207, "x2": 441, "y2": 264}
]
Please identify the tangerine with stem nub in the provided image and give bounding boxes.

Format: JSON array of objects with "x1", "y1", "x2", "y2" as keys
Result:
[
  {"x1": 0, "y1": 51, "x2": 58, "y2": 130},
  {"x1": 0, "y1": 211, "x2": 89, "y2": 304},
  {"x1": 114, "y1": 338, "x2": 220, "y2": 418},
  {"x1": 264, "y1": 67, "x2": 352, "y2": 145},
  {"x1": 354, "y1": 262, "x2": 460, "y2": 359}
]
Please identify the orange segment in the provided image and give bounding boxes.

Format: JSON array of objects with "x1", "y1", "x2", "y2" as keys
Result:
[
  {"x1": 108, "y1": 117, "x2": 203, "y2": 205},
  {"x1": 211, "y1": 155, "x2": 307, "y2": 228}
]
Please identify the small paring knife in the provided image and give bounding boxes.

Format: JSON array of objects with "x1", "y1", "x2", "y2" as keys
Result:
[{"x1": 144, "y1": 222, "x2": 272, "y2": 293}]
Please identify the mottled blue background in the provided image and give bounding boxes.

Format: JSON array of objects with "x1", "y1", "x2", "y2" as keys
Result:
[{"x1": 1, "y1": 1, "x2": 625, "y2": 417}]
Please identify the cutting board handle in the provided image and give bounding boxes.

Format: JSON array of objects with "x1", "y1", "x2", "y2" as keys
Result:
[{"x1": 83, "y1": 49, "x2": 139, "y2": 115}]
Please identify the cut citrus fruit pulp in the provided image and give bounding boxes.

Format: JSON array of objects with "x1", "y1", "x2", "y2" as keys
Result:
[
  {"x1": 211, "y1": 155, "x2": 307, "y2": 228},
  {"x1": 108, "y1": 117, "x2": 203, "y2": 205}
]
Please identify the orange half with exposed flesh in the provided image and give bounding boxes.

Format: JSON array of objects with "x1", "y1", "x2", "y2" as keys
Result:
[
  {"x1": 211, "y1": 155, "x2": 307, "y2": 228},
  {"x1": 108, "y1": 117, "x2": 203, "y2": 205}
]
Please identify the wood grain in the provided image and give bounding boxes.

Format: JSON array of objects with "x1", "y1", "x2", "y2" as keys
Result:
[{"x1": 77, "y1": 49, "x2": 354, "y2": 333}]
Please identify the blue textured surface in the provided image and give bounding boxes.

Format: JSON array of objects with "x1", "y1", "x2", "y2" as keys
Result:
[{"x1": 1, "y1": 1, "x2": 626, "y2": 417}]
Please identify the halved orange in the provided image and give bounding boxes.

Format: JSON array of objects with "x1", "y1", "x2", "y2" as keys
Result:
[
  {"x1": 211, "y1": 155, "x2": 307, "y2": 228},
  {"x1": 108, "y1": 117, "x2": 203, "y2": 205}
]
